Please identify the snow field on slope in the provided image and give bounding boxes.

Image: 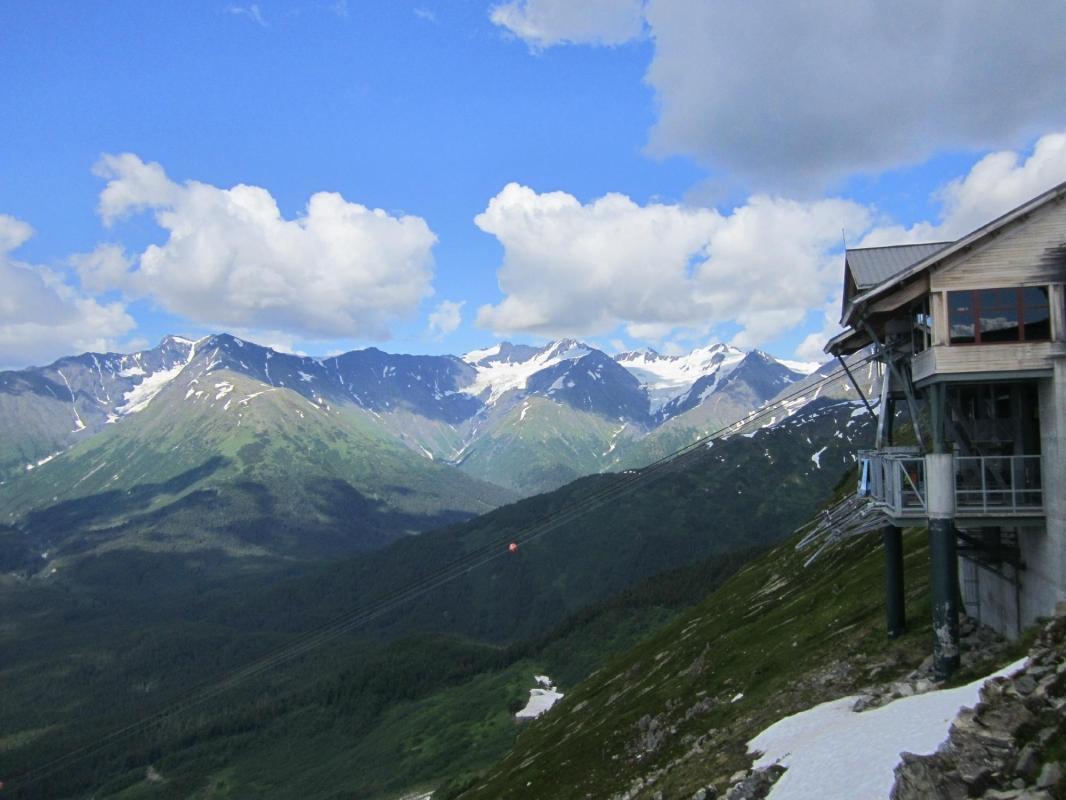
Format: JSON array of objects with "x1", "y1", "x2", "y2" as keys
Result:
[
  {"x1": 116, "y1": 341, "x2": 198, "y2": 415},
  {"x1": 749, "y1": 658, "x2": 1027, "y2": 799},
  {"x1": 460, "y1": 342, "x2": 591, "y2": 405},
  {"x1": 515, "y1": 675, "x2": 564, "y2": 720},
  {"x1": 615, "y1": 345, "x2": 746, "y2": 411}
]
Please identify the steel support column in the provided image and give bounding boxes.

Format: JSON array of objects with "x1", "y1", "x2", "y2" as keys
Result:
[
  {"x1": 884, "y1": 525, "x2": 906, "y2": 638},
  {"x1": 927, "y1": 451, "x2": 960, "y2": 679},
  {"x1": 930, "y1": 518, "x2": 960, "y2": 678}
]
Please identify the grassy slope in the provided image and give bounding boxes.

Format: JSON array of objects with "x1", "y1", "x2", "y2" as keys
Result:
[
  {"x1": 0, "y1": 402, "x2": 870, "y2": 798},
  {"x1": 0, "y1": 369, "x2": 515, "y2": 566},
  {"x1": 455, "y1": 397, "x2": 639, "y2": 496},
  {"x1": 458, "y1": 527, "x2": 941, "y2": 800}
]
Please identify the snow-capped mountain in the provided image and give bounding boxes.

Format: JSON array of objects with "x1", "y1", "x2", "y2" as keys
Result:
[
  {"x1": 460, "y1": 339, "x2": 591, "y2": 405},
  {"x1": 614, "y1": 344, "x2": 747, "y2": 414},
  {"x1": 0, "y1": 334, "x2": 827, "y2": 495}
]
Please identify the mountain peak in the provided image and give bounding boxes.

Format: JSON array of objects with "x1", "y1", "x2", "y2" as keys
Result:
[
  {"x1": 159, "y1": 334, "x2": 198, "y2": 347},
  {"x1": 540, "y1": 338, "x2": 590, "y2": 360},
  {"x1": 614, "y1": 347, "x2": 665, "y2": 363}
]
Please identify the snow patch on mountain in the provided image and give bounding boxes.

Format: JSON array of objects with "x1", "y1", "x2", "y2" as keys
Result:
[
  {"x1": 25, "y1": 450, "x2": 63, "y2": 471},
  {"x1": 116, "y1": 341, "x2": 197, "y2": 415},
  {"x1": 749, "y1": 658, "x2": 1026, "y2": 800},
  {"x1": 56, "y1": 370, "x2": 87, "y2": 431},
  {"x1": 778, "y1": 359, "x2": 822, "y2": 375},
  {"x1": 461, "y1": 339, "x2": 591, "y2": 405},
  {"x1": 615, "y1": 344, "x2": 746, "y2": 411},
  {"x1": 515, "y1": 675, "x2": 564, "y2": 720}
]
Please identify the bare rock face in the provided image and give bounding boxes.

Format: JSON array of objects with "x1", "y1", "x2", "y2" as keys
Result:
[
  {"x1": 891, "y1": 610, "x2": 1066, "y2": 800},
  {"x1": 723, "y1": 764, "x2": 786, "y2": 800}
]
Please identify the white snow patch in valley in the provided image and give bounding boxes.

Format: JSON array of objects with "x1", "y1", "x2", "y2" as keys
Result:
[
  {"x1": 214, "y1": 382, "x2": 234, "y2": 400},
  {"x1": 519, "y1": 401, "x2": 531, "y2": 421},
  {"x1": 118, "y1": 365, "x2": 146, "y2": 377},
  {"x1": 810, "y1": 447, "x2": 827, "y2": 469},
  {"x1": 602, "y1": 422, "x2": 628, "y2": 456},
  {"x1": 515, "y1": 675, "x2": 563, "y2": 720},
  {"x1": 298, "y1": 371, "x2": 314, "y2": 382},
  {"x1": 749, "y1": 658, "x2": 1027, "y2": 800}
]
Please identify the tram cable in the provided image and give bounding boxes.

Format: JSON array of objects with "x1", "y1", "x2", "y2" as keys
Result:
[{"x1": 6, "y1": 353, "x2": 877, "y2": 794}]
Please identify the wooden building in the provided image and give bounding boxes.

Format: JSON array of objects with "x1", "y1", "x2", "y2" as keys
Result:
[{"x1": 826, "y1": 181, "x2": 1066, "y2": 677}]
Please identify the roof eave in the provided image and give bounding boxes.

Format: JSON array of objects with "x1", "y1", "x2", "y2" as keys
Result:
[
  {"x1": 824, "y1": 327, "x2": 869, "y2": 357},
  {"x1": 851, "y1": 179, "x2": 1066, "y2": 310}
]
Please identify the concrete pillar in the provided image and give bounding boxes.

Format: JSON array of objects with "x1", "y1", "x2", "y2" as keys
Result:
[
  {"x1": 927, "y1": 452, "x2": 960, "y2": 679},
  {"x1": 884, "y1": 525, "x2": 906, "y2": 638}
]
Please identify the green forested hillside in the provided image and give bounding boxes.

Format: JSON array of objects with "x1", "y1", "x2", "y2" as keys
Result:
[
  {"x1": 0, "y1": 368, "x2": 514, "y2": 568},
  {"x1": 459, "y1": 528, "x2": 938, "y2": 799},
  {"x1": 451, "y1": 395, "x2": 642, "y2": 496},
  {"x1": 0, "y1": 400, "x2": 867, "y2": 799}
]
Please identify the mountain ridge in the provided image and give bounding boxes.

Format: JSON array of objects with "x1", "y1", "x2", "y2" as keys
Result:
[{"x1": 0, "y1": 333, "x2": 824, "y2": 496}]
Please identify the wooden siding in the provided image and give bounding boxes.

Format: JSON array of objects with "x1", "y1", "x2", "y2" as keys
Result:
[
  {"x1": 912, "y1": 341, "x2": 1061, "y2": 384},
  {"x1": 1052, "y1": 284, "x2": 1066, "y2": 342},
  {"x1": 930, "y1": 196, "x2": 1066, "y2": 291}
]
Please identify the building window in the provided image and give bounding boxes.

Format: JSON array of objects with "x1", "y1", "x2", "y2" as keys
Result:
[{"x1": 947, "y1": 287, "x2": 1051, "y2": 345}]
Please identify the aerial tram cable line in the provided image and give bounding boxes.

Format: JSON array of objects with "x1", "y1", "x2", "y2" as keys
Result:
[
  {"x1": 5, "y1": 353, "x2": 877, "y2": 795},
  {"x1": 6, "y1": 354, "x2": 878, "y2": 794}
]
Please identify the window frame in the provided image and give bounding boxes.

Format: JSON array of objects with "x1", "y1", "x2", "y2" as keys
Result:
[{"x1": 947, "y1": 286, "x2": 1051, "y2": 346}]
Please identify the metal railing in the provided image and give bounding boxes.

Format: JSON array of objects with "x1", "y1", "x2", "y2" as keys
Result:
[
  {"x1": 859, "y1": 450, "x2": 1044, "y2": 517},
  {"x1": 860, "y1": 449, "x2": 926, "y2": 517},
  {"x1": 955, "y1": 455, "x2": 1043, "y2": 514}
]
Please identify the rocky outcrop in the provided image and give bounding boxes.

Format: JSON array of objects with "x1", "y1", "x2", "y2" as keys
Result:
[
  {"x1": 853, "y1": 615, "x2": 1012, "y2": 712},
  {"x1": 891, "y1": 606, "x2": 1066, "y2": 800}
]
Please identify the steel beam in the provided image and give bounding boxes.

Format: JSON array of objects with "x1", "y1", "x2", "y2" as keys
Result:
[
  {"x1": 927, "y1": 451, "x2": 960, "y2": 679},
  {"x1": 883, "y1": 525, "x2": 906, "y2": 638}
]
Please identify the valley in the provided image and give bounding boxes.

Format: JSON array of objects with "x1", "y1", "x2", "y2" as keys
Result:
[
  {"x1": 0, "y1": 338, "x2": 873, "y2": 798},
  {"x1": 0, "y1": 334, "x2": 862, "y2": 573}
]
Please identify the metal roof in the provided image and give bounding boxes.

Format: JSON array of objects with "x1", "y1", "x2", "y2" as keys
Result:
[
  {"x1": 849, "y1": 179, "x2": 1066, "y2": 316},
  {"x1": 845, "y1": 242, "x2": 951, "y2": 290}
]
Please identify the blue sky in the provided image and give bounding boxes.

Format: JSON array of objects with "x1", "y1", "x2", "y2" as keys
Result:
[{"x1": 3, "y1": 1, "x2": 1066, "y2": 369}]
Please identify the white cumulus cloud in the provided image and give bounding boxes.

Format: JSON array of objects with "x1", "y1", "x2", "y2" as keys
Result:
[
  {"x1": 490, "y1": 0, "x2": 645, "y2": 49},
  {"x1": 0, "y1": 215, "x2": 135, "y2": 369},
  {"x1": 427, "y1": 299, "x2": 464, "y2": 340},
  {"x1": 474, "y1": 182, "x2": 869, "y2": 348},
  {"x1": 89, "y1": 153, "x2": 438, "y2": 341},
  {"x1": 643, "y1": 0, "x2": 1066, "y2": 187},
  {"x1": 795, "y1": 130, "x2": 1066, "y2": 360},
  {"x1": 860, "y1": 132, "x2": 1066, "y2": 246},
  {"x1": 496, "y1": 0, "x2": 1066, "y2": 188}
]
